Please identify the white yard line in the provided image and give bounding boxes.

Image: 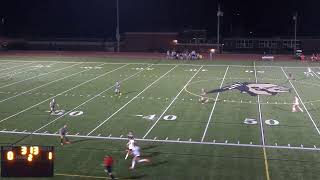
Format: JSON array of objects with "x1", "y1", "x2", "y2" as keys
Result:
[
  {"x1": 281, "y1": 67, "x2": 320, "y2": 135},
  {"x1": 201, "y1": 66, "x2": 229, "y2": 142},
  {"x1": 142, "y1": 66, "x2": 204, "y2": 139},
  {"x1": 0, "y1": 63, "x2": 128, "y2": 124},
  {"x1": 0, "y1": 64, "x2": 91, "y2": 103},
  {"x1": 31, "y1": 64, "x2": 154, "y2": 133},
  {"x1": 254, "y1": 62, "x2": 266, "y2": 145},
  {"x1": 87, "y1": 65, "x2": 179, "y2": 136},
  {"x1": 0, "y1": 62, "x2": 35, "y2": 73},
  {"x1": 0, "y1": 62, "x2": 83, "y2": 89},
  {"x1": 1, "y1": 130, "x2": 320, "y2": 152}
]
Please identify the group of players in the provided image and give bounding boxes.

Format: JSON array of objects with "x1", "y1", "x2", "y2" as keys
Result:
[
  {"x1": 50, "y1": 81, "x2": 150, "y2": 179},
  {"x1": 49, "y1": 76, "x2": 305, "y2": 178}
]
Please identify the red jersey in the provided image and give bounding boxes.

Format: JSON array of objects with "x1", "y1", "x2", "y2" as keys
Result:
[{"x1": 104, "y1": 156, "x2": 114, "y2": 167}]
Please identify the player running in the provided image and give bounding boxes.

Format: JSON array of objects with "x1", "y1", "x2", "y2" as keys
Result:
[
  {"x1": 49, "y1": 98, "x2": 59, "y2": 114},
  {"x1": 125, "y1": 132, "x2": 135, "y2": 160},
  {"x1": 292, "y1": 96, "x2": 304, "y2": 112},
  {"x1": 115, "y1": 81, "x2": 121, "y2": 96},
  {"x1": 129, "y1": 146, "x2": 150, "y2": 170},
  {"x1": 199, "y1": 88, "x2": 209, "y2": 104}
]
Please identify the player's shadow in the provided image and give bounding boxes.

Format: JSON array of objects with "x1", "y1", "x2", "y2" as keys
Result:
[
  {"x1": 121, "y1": 91, "x2": 137, "y2": 96},
  {"x1": 146, "y1": 151, "x2": 161, "y2": 157},
  {"x1": 123, "y1": 174, "x2": 147, "y2": 179},
  {"x1": 142, "y1": 145, "x2": 158, "y2": 150},
  {"x1": 148, "y1": 160, "x2": 169, "y2": 167}
]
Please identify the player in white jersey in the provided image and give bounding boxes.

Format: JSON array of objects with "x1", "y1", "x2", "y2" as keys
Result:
[
  {"x1": 129, "y1": 146, "x2": 150, "y2": 170},
  {"x1": 199, "y1": 88, "x2": 209, "y2": 104},
  {"x1": 292, "y1": 96, "x2": 303, "y2": 112},
  {"x1": 49, "y1": 98, "x2": 59, "y2": 114},
  {"x1": 125, "y1": 137, "x2": 135, "y2": 160},
  {"x1": 115, "y1": 81, "x2": 121, "y2": 96}
]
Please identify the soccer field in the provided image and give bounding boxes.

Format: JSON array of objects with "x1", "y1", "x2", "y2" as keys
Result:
[{"x1": 0, "y1": 57, "x2": 320, "y2": 180}]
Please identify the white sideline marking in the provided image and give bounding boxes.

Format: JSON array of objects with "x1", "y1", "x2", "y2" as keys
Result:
[
  {"x1": 281, "y1": 67, "x2": 320, "y2": 135},
  {"x1": 1, "y1": 130, "x2": 320, "y2": 151},
  {"x1": 143, "y1": 66, "x2": 203, "y2": 139},
  {"x1": 31, "y1": 64, "x2": 152, "y2": 134},
  {"x1": 201, "y1": 66, "x2": 229, "y2": 142},
  {"x1": 254, "y1": 61, "x2": 266, "y2": 146},
  {"x1": 0, "y1": 62, "x2": 83, "y2": 89},
  {"x1": 4, "y1": 59, "x2": 320, "y2": 69},
  {"x1": 0, "y1": 67, "x2": 91, "y2": 103},
  {"x1": 0, "y1": 64, "x2": 127, "y2": 124},
  {"x1": 87, "y1": 65, "x2": 178, "y2": 136},
  {"x1": 0, "y1": 62, "x2": 34, "y2": 73}
]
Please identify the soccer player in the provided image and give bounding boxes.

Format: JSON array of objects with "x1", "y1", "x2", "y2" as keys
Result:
[
  {"x1": 59, "y1": 124, "x2": 70, "y2": 146},
  {"x1": 292, "y1": 96, "x2": 304, "y2": 112},
  {"x1": 114, "y1": 81, "x2": 121, "y2": 96},
  {"x1": 103, "y1": 155, "x2": 116, "y2": 180},
  {"x1": 49, "y1": 98, "x2": 59, "y2": 114},
  {"x1": 199, "y1": 88, "x2": 209, "y2": 104},
  {"x1": 129, "y1": 146, "x2": 150, "y2": 170},
  {"x1": 125, "y1": 132, "x2": 135, "y2": 160}
]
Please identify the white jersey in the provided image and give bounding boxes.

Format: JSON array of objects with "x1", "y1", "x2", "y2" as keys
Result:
[
  {"x1": 127, "y1": 139, "x2": 135, "y2": 150},
  {"x1": 294, "y1": 97, "x2": 299, "y2": 105},
  {"x1": 132, "y1": 146, "x2": 140, "y2": 157},
  {"x1": 49, "y1": 99, "x2": 56, "y2": 108}
]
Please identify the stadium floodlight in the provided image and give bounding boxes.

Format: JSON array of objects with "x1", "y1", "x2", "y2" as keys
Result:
[
  {"x1": 116, "y1": 0, "x2": 120, "y2": 52},
  {"x1": 173, "y1": 40, "x2": 178, "y2": 44},
  {"x1": 217, "y1": 4, "x2": 223, "y2": 53},
  {"x1": 293, "y1": 12, "x2": 298, "y2": 55},
  {"x1": 210, "y1": 49, "x2": 215, "y2": 53}
]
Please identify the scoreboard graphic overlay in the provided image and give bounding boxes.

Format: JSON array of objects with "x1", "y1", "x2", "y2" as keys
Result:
[{"x1": 1, "y1": 146, "x2": 54, "y2": 177}]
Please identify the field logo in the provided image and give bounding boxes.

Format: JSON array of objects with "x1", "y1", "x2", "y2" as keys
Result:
[{"x1": 208, "y1": 82, "x2": 290, "y2": 96}]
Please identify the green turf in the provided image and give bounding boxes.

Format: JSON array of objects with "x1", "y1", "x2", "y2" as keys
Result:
[{"x1": 0, "y1": 57, "x2": 320, "y2": 179}]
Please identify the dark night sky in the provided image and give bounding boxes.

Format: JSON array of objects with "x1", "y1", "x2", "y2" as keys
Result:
[{"x1": 1, "y1": 0, "x2": 319, "y2": 38}]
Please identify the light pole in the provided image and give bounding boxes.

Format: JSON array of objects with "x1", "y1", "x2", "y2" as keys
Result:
[
  {"x1": 217, "y1": 4, "x2": 223, "y2": 53},
  {"x1": 293, "y1": 12, "x2": 298, "y2": 55},
  {"x1": 116, "y1": 0, "x2": 120, "y2": 52}
]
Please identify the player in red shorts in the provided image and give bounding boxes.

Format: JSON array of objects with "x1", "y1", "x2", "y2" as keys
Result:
[{"x1": 103, "y1": 155, "x2": 116, "y2": 180}]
